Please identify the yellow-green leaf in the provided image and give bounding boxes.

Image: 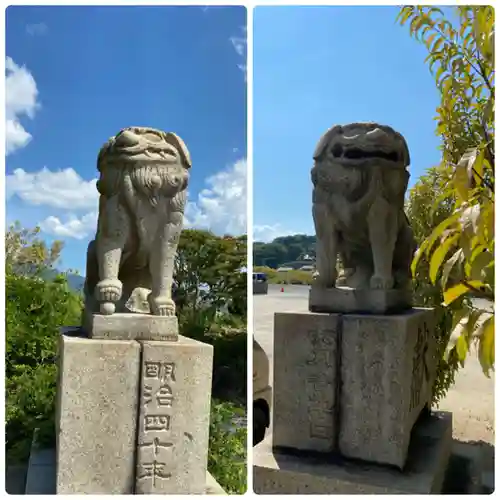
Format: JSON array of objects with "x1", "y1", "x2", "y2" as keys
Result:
[
  {"x1": 445, "y1": 308, "x2": 469, "y2": 361},
  {"x1": 424, "y1": 211, "x2": 461, "y2": 258},
  {"x1": 478, "y1": 316, "x2": 494, "y2": 376},
  {"x1": 411, "y1": 242, "x2": 427, "y2": 277},
  {"x1": 429, "y1": 233, "x2": 460, "y2": 284},
  {"x1": 442, "y1": 280, "x2": 484, "y2": 306},
  {"x1": 441, "y1": 248, "x2": 463, "y2": 289},
  {"x1": 468, "y1": 248, "x2": 493, "y2": 281},
  {"x1": 455, "y1": 335, "x2": 469, "y2": 365},
  {"x1": 426, "y1": 32, "x2": 438, "y2": 50},
  {"x1": 432, "y1": 37, "x2": 444, "y2": 53}
]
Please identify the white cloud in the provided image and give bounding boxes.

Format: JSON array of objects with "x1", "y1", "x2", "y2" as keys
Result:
[
  {"x1": 6, "y1": 167, "x2": 99, "y2": 209},
  {"x1": 253, "y1": 224, "x2": 299, "y2": 243},
  {"x1": 230, "y1": 27, "x2": 247, "y2": 81},
  {"x1": 5, "y1": 57, "x2": 40, "y2": 155},
  {"x1": 40, "y1": 212, "x2": 98, "y2": 240},
  {"x1": 7, "y1": 160, "x2": 247, "y2": 240},
  {"x1": 26, "y1": 23, "x2": 48, "y2": 36},
  {"x1": 230, "y1": 36, "x2": 246, "y2": 57},
  {"x1": 185, "y1": 158, "x2": 247, "y2": 236}
]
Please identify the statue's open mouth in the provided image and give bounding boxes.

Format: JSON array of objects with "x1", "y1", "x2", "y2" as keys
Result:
[{"x1": 331, "y1": 144, "x2": 400, "y2": 162}]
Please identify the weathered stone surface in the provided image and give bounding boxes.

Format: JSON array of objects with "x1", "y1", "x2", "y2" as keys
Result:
[
  {"x1": 84, "y1": 311, "x2": 178, "y2": 341},
  {"x1": 83, "y1": 126, "x2": 191, "y2": 318},
  {"x1": 24, "y1": 437, "x2": 227, "y2": 494},
  {"x1": 339, "y1": 308, "x2": 437, "y2": 468},
  {"x1": 273, "y1": 312, "x2": 340, "y2": 453},
  {"x1": 254, "y1": 412, "x2": 452, "y2": 494},
  {"x1": 135, "y1": 336, "x2": 213, "y2": 494},
  {"x1": 56, "y1": 331, "x2": 140, "y2": 494},
  {"x1": 309, "y1": 284, "x2": 411, "y2": 314},
  {"x1": 311, "y1": 122, "x2": 416, "y2": 292}
]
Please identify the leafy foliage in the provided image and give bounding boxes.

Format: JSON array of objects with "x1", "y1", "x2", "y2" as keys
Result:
[
  {"x1": 5, "y1": 223, "x2": 82, "y2": 461},
  {"x1": 398, "y1": 6, "x2": 495, "y2": 376},
  {"x1": 6, "y1": 222, "x2": 64, "y2": 272},
  {"x1": 406, "y1": 167, "x2": 461, "y2": 405},
  {"x1": 208, "y1": 400, "x2": 247, "y2": 494},
  {"x1": 253, "y1": 234, "x2": 316, "y2": 268},
  {"x1": 174, "y1": 230, "x2": 247, "y2": 318}
]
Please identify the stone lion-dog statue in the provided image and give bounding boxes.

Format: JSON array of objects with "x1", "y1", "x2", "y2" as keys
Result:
[
  {"x1": 311, "y1": 122, "x2": 416, "y2": 290},
  {"x1": 84, "y1": 126, "x2": 191, "y2": 316}
]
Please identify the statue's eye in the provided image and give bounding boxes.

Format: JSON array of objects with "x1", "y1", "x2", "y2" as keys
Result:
[
  {"x1": 144, "y1": 133, "x2": 162, "y2": 142},
  {"x1": 331, "y1": 144, "x2": 343, "y2": 157}
]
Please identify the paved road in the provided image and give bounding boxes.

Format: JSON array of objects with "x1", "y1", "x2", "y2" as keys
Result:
[{"x1": 253, "y1": 284, "x2": 494, "y2": 444}]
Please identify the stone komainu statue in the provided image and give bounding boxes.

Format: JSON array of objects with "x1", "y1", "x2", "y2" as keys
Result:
[
  {"x1": 311, "y1": 122, "x2": 417, "y2": 290},
  {"x1": 84, "y1": 126, "x2": 191, "y2": 316}
]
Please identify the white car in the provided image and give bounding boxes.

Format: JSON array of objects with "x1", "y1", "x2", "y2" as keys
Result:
[{"x1": 253, "y1": 338, "x2": 272, "y2": 445}]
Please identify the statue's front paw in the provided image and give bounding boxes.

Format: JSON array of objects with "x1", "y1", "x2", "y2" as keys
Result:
[
  {"x1": 149, "y1": 296, "x2": 176, "y2": 316},
  {"x1": 96, "y1": 279, "x2": 123, "y2": 302},
  {"x1": 370, "y1": 274, "x2": 394, "y2": 290}
]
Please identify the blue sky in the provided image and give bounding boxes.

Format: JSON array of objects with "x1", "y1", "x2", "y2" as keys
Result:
[
  {"x1": 253, "y1": 5, "x2": 443, "y2": 242},
  {"x1": 5, "y1": 5, "x2": 247, "y2": 273}
]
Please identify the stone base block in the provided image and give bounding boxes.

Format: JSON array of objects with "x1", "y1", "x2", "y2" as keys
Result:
[
  {"x1": 339, "y1": 308, "x2": 437, "y2": 468},
  {"x1": 135, "y1": 337, "x2": 213, "y2": 494},
  {"x1": 55, "y1": 330, "x2": 214, "y2": 494},
  {"x1": 56, "y1": 331, "x2": 141, "y2": 494},
  {"x1": 84, "y1": 311, "x2": 178, "y2": 341},
  {"x1": 24, "y1": 434, "x2": 227, "y2": 494},
  {"x1": 272, "y1": 312, "x2": 340, "y2": 453},
  {"x1": 309, "y1": 285, "x2": 411, "y2": 314},
  {"x1": 254, "y1": 411, "x2": 452, "y2": 494}
]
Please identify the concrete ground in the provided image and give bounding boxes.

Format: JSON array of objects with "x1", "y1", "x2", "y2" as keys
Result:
[{"x1": 253, "y1": 284, "x2": 495, "y2": 492}]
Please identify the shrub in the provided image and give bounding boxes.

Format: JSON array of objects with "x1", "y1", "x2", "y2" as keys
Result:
[
  {"x1": 208, "y1": 400, "x2": 247, "y2": 494},
  {"x1": 5, "y1": 272, "x2": 82, "y2": 462},
  {"x1": 253, "y1": 266, "x2": 313, "y2": 285}
]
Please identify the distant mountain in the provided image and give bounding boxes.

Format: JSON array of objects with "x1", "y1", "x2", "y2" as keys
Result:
[
  {"x1": 66, "y1": 273, "x2": 85, "y2": 291},
  {"x1": 13, "y1": 264, "x2": 86, "y2": 292},
  {"x1": 42, "y1": 269, "x2": 85, "y2": 291}
]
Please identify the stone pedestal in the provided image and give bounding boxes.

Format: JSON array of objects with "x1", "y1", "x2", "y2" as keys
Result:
[
  {"x1": 56, "y1": 326, "x2": 213, "y2": 494},
  {"x1": 56, "y1": 330, "x2": 141, "y2": 494},
  {"x1": 273, "y1": 312, "x2": 340, "y2": 452},
  {"x1": 254, "y1": 412, "x2": 453, "y2": 494},
  {"x1": 340, "y1": 308, "x2": 437, "y2": 468},
  {"x1": 258, "y1": 307, "x2": 446, "y2": 494},
  {"x1": 136, "y1": 338, "x2": 213, "y2": 494}
]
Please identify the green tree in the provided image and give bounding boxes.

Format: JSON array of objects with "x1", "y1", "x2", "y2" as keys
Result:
[
  {"x1": 5, "y1": 223, "x2": 82, "y2": 461},
  {"x1": 398, "y1": 6, "x2": 495, "y2": 376},
  {"x1": 174, "y1": 230, "x2": 247, "y2": 319},
  {"x1": 6, "y1": 222, "x2": 64, "y2": 272},
  {"x1": 253, "y1": 234, "x2": 316, "y2": 268}
]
